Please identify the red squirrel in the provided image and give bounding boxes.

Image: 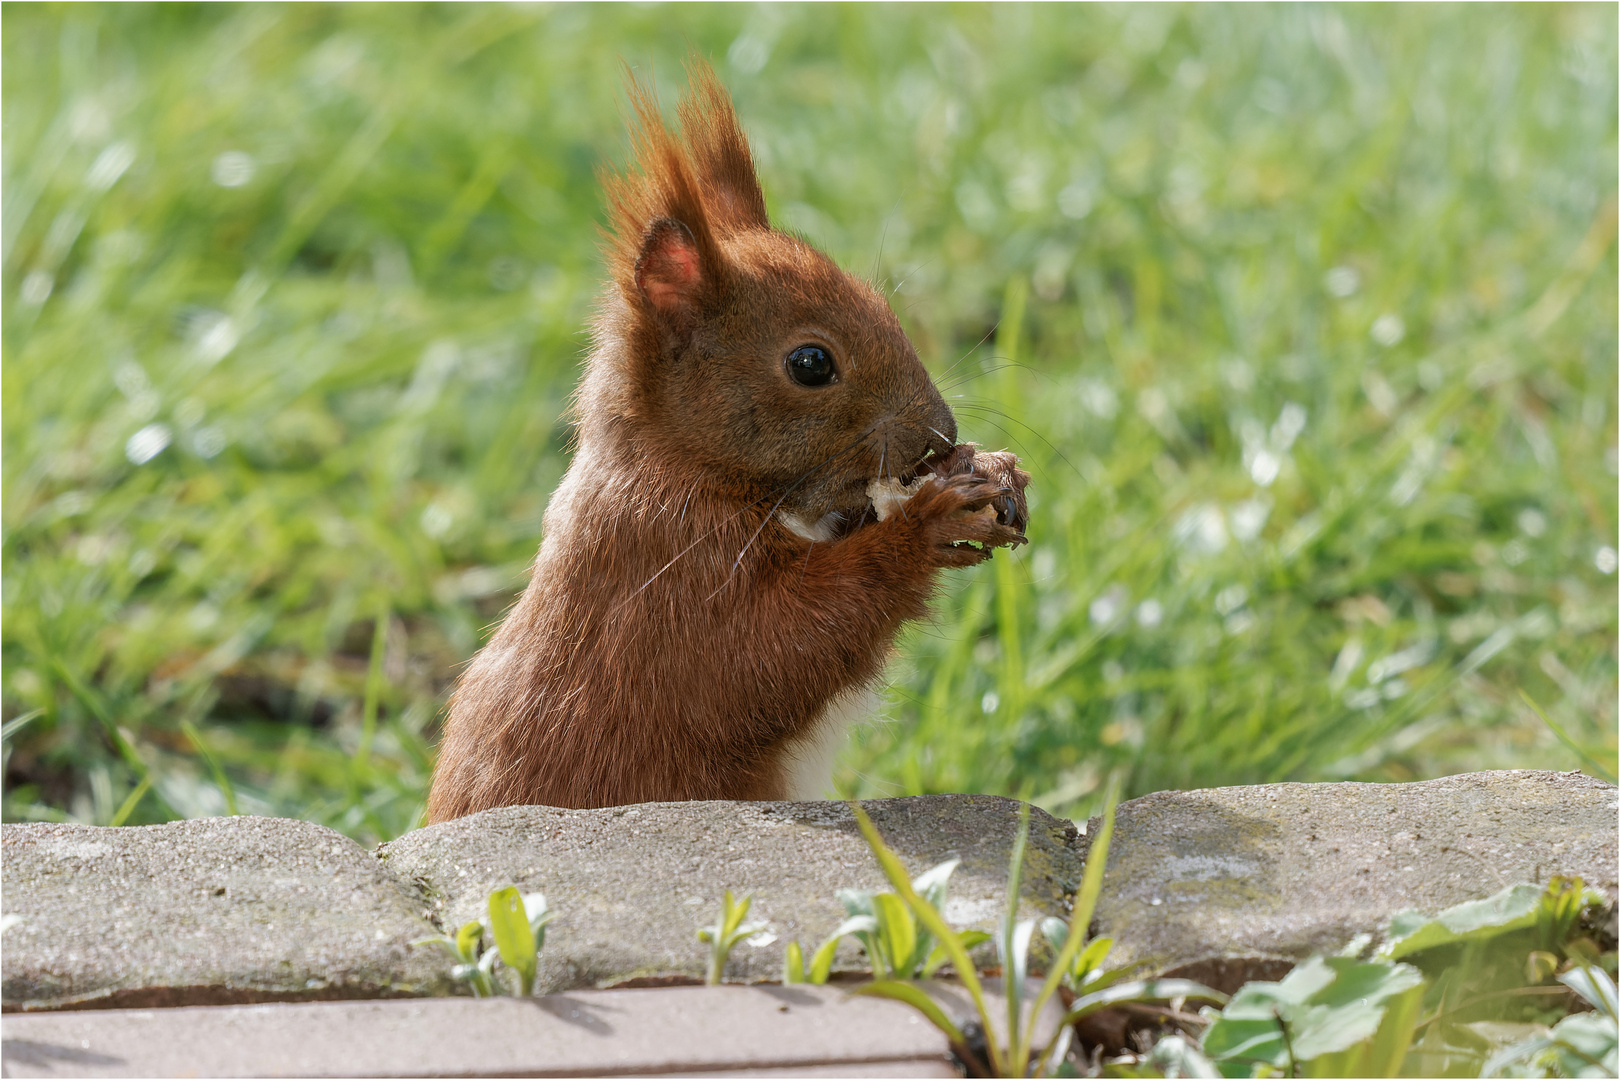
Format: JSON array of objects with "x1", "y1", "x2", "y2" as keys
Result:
[{"x1": 426, "y1": 61, "x2": 1029, "y2": 821}]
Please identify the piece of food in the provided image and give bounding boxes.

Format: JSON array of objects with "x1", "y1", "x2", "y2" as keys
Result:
[
  {"x1": 867, "y1": 475, "x2": 928, "y2": 521},
  {"x1": 865, "y1": 444, "x2": 1032, "y2": 541},
  {"x1": 916, "y1": 443, "x2": 1031, "y2": 533}
]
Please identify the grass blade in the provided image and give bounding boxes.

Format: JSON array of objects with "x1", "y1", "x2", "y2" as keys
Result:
[
  {"x1": 850, "y1": 980, "x2": 968, "y2": 1048},
  {"x1": 1059, "y1": 978, "x2": 1228, "y2": 1025},
  {"x1": 108, "y1": 775, "x2": 152, "y2": 827},
  {"x1": 1520, "y1": 690, "x2": 1616, "y2": 783},
  {"x1": 1028, "y1": 777, "x2": 1121, "y2": 1043},
  {"x1": 181, "y1": 719, "x2": 238, "y2": 816},
  {"x1": 1, "y1": 708, "x2": 44, "y2": 742},
  {"x1": 355, "y1": 603, "x2": 390, "y2": 777},
  {"x1": 1003, "y1": 800, "x2": 1032, "y2": 1073},
  {"x1": 851, "y1": 801, "x2": 1003, "y2": 1073}
]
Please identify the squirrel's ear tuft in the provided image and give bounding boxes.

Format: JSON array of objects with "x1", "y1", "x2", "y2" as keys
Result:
[
  {"x1": 679, "y1": 60, "x2": 769, "y2": 232},
  {"x1": 634, "y1": 217, "x2": 705, "y2": 312},
  {"x1": 602, "y1": 59, "x2": 766, "y2": 309}
]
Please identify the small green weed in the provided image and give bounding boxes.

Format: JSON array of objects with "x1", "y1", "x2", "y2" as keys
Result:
[
  {"x1": 698, "y1": 889, "x2": 765, "y2": 986},
  {"x1": 417, "y1": 884, "x2": 553, "y2": 997},
  {"x1": 850, "y1": 790, "x2": 1223, "y2": 1077},
  {"x1": 816, "y1": 793, "x2": 1615, "y2": 1077},
  {"x1": 1113, "y1": 877, "x2": 1618, "y2": 1078},
  {"x1": 1482, "y1": 965, "x2": 1618, "y2": 1079},
  {"x1": 784, "y1": 855, "x2": 991, "y2": 984}
]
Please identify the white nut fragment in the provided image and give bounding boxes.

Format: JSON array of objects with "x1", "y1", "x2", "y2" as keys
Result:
[{"x1": 867, "y1": 475, "x2": 928, "y2": 522}]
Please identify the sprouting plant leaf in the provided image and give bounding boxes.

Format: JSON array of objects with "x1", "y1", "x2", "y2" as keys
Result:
[
  {"x1": 830, "y1": 857, "x2": 966, "y2": 982},
  {"x1": 523, "y1": 892, "x2": 555, "y2": 954},
  {"x1": 489, "y1": 885, "x2": 538, "y2": 995},
  {"x1": 1535, "y1": 876, "x2": 1604, "y2": 954},
  {"x1": 848, "y1": 789, "x2": 1230, "y2": 1077},
  {"x1": 477, "y1": 943, "x2": 500, "y2": 983},
  {"x1": 837, "y1": 886, "x2": 874, "y2": 918},
  {"x1": 783, "y1": 939, "x2": 806, "y2": 984},
  {"x1": 418, "y1": 924, "x2": 495, "y2": 997},
  {"x1": 456, "y1": 919, "x2": 483, "y2": 962},
  {"x1": 417, "y1": 886, "x2": 553, "y2": 999},
  {"x1": 804, "y1": 916, "x2": 876, "y2": 984},
  {"x1": 914, "y1": 858, "x2": 962, "y2": 910},
  {"x1": 1039, "y1": 915, "x2": 1067, "y2": 956},
  {"x1": 414, "y1": 914, "x2": 497, "y2": 996},
  {"x1": 873, "y1": 892, "x2": 919, "y2": 977},
  {"x1": 1040, "y1": 918, "x2": 1121, "y2": 992},
  {"x1": 699, "y1": 889, "x2": 766, "y2": 985},
  {"x1": 1003, "y1": 917, "x2": 1037, "y2": 1072}
]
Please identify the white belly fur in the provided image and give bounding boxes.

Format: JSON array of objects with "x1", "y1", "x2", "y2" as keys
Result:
[{"x1": 778, "y1": 687, "x2": 878, "y2": 801}]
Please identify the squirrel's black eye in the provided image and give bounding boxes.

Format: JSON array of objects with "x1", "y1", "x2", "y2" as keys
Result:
[{"x1": 786, "y1": 344, "x2": 836, "y2": 387}]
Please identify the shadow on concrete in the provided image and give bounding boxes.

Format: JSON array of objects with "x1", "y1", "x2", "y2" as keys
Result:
[
  {"x1": 2, "y1": 1038, "x2": 125, "y2": 1074},
  {"x1": 526, "y1": 991, "x2": 621, "y2": 1035}
]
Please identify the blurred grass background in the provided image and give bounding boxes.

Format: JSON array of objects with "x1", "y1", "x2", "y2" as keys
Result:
[{"x1": 3, "y1": 4, "x2": 1615, "y2": 843}]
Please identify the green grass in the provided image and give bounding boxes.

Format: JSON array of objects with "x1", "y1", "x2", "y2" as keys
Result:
[{"x1": 3, "y1": 5, "x2": 1615, "y2": 843}]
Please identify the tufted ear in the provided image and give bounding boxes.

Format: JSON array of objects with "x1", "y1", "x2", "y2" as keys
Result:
[
  {"x1": 679, "y1": 62, "x2": 769, "y2": 232},
  {"x1": 634, "y1": 217, "x2": 706, "y2": 313}
]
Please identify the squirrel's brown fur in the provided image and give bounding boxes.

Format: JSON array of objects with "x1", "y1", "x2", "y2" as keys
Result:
[{"x1": 426, "y1": 61, "x2": 1026, "y2": 820}]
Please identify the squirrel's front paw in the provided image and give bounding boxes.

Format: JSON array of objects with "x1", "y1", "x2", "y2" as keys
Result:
[
  {"x1": 906, "y1": 472, "x2": 1028, "y2": 567},
  {"x1": 920, "y1": 444, "x2": 1031, "y2": 534}
]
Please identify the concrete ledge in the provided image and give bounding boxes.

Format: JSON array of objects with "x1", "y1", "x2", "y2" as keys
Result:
[
  {"x1": 1094, "y1": 769, "x2": 1619, "y2": 984},
  {"x1": 0, "y1": 985, "x2": 972, "y2": 1078},
  {"x1": 3, "y1": 772, "x2": 1614, "y2": 1012},
  {"x1": 1, "y1": 816, "x2": 450, "y2": 1011},
  {"x1": 376, "y1": 795, "x2": 1079, "y2": 991}
]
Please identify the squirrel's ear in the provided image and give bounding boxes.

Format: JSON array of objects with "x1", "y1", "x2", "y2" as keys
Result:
[{"x1": 634, "y1": 217, "x2": 705, "y2": 312}]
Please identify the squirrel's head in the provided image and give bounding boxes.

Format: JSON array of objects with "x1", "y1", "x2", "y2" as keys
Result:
[{"x1": 587, "y1": 59, "x2": 956, "y2": 523}]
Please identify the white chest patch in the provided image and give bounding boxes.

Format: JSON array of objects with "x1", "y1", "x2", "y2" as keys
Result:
[{"x1": 778, "y1": 687, "x2": 878, "y2": 801}]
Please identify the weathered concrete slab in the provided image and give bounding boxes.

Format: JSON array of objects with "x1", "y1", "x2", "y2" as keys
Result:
[
  {"x1": 1090, "y1": 769, "x2": 1618, "y2": 989},
  {"x1": 377, "y1": 796, "x2": 1080, "y2": 991},
  {"x1": 3, "y1": 773, "x2": 1612, "y2": 1014},
  {"x1": 0, "y1": 985, "x2": 968, "y2": 1078},
  {"x1": 1, "y1": 816, "x2": 451, "y2": 1012}
]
